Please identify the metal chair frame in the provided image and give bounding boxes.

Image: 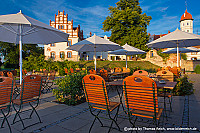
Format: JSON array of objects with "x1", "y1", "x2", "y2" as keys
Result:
[
  {"x1": 12, "y1": 75, "x2": 42, "y2": 130},
  {"x1": 0, "y1": 77, "x2": 13, "y2": 133},
  {"x1": 82, "y1": 74, "x2": 121, "y2": 133},
  {"x1": 123, "y1": 76, "x2": 163, "y2": 131}
]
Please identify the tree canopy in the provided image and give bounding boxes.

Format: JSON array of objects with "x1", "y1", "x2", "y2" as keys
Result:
[
  {"x1": 102, "y1": 0, "x2": 151, "y2": 51},
  {"x1": 0, "y1": 42, "x2": 44, "y2": 68}
]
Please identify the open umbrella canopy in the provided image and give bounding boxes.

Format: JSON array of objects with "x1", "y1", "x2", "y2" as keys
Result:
[
  {"x1": 67, "y1": 34, "x2": 122, "y2": 52},
  {"x1": 0, "y1": 11, "x2": 69, "y2": 84},
  {"x1": 109, "y1": 43, "x2": 146, "y2": 68},
  {"x1": 147, "y1": 29, "x2": 200, "y2": 48},
  {"x1": 0, "y1": 11, "x2": 69, "y2": 44},
  {"x1": 109, "y1": 43, "x2": 146, "y2": 55},
  {"x1": 67, "y1": 34, "x2": 122, "y2": 70},
  {"x1": 162, "y1": 47, "x2": 200, "y2": 53}
]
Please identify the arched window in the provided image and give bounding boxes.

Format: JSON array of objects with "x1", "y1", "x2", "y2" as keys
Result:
[
  {"x1": 61, "y1": 25, "x2": 64, "y2": 29},
  {"x1": 67, "y1": 51, "x2": 72, "y2": 58},
  {"x1": 60, "y1": 51, "x2": 65, "y2": 59},
  {"x1": 67, "y1": 40, "x2": 72, "y2": 46},
  {"x1": 50, "y1": 52, "x2": 56, "y2": 59}
]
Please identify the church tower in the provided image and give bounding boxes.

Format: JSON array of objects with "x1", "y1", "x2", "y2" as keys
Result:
[{"x1": 180, "y1": 10, "x2": 193, "y2": 33}]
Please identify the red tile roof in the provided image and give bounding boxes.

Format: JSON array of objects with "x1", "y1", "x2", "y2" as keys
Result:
[{"x1": 180, "y1": 10, "x2": 193, "y2": 21}]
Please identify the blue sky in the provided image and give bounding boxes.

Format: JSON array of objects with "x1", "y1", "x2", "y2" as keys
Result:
[{"x1": 1, "y1": 0, "x2": 200, "y2": 38}]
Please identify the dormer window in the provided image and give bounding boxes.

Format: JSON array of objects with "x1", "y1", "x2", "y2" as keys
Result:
[{"x1": 183, "y1": 23, "x2": 184, "y2": 26}]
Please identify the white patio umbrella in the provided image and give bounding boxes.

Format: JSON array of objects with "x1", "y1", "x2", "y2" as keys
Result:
[
  {"x1": 109, "y1": 43, "x2": 146, "y2": 68},
  {"x1": 162, "y1": 47, "x2": 200, "y2": 66},
  {"x1": 147, "y1": 28, "x2": 200, "y2": 67},
  {"x1": 0, "y1": 11, "x2": 69, "y2": 84},
  {"x1": 67, "y1": 34, "x2": 122, "y2": 70}
]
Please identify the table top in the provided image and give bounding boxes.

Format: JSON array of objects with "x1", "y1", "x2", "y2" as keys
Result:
[{"x1": 106, "y1": 80, "x2": 177, "y2": 89}]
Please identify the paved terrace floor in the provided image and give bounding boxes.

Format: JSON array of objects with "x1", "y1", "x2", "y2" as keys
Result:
[{"x1": 0, "y1": 74, "x2": 200, "y2": 133}]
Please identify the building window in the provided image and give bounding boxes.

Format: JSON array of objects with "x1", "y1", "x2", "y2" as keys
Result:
[
  {"x1": 50, "y1": 52, "x2": 56, "y2": 59},
  {"x1": 67, "y1": 51, "x2": 72, "y2": 58},
  {"x1": 62, "y1": 25, "x2": 64, "y2": 29},
  {"x1": 50, "y1": 43, "x2": 55, "y2": 47},
  {"x1": 68, "y1": 40, "x2": 72, "y2": 46},
  {"x1": 187, "y1": 30, "x2": 189, "y2": 32},
  {"x1": 191, "y1": 52, "x2": 198, "y2": 55},
  {"x1": 187, "y1": 23, "x2": 189, "y2": 25},
  {"x1": 60, "y1": 51, "x2": 65, "y2": 59},
  {"x1": 183, "y1": 23, "x2": 184, "y2": 26}
]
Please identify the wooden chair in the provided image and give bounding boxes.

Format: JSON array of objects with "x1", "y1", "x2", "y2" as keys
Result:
[
  {"x1": 12, "y1": 75, "x2": 42, "y2": 129},
  {"x1": 82, "y1": 74, "x2": 121, "y2": 132},
  {"x1": 22, "y1": 69, "x2": 27, "y2": 75},
  {"x1": 89, "y1": 69, "x2": 96, "y2": 74},
  {"x1": 46, "y1": 70, "x2": 56, "y2": 92},
  {"x1": 132, "y1": 70, "x2": 148, "y2": 76},
  {"x1": 123, "y1": 75, "x2": 163, "y2": 128},
  {"x1": 64, "y1": 68, "x2": 68, "y2": 75},
  {"x1": 0, "y1": 77, "x2": 13, "y2": 133},
  {"x1": 114, "y1": 67, "x2": 121, "y2": 73},
  {"x1": 10, "y1": 70, "x2": 17, "y2": 76},
  {"x1": 0, "y1": 71, "x2": 4, "y2": 76},
  {"x1": 156, "y1": 70, "x2": 174, "y2": 112},
  {"x1": 122, "y1": 67, "x2": 130, "y2": 73},
  {"x1": 75, "y1": 68, "x2": 80, "y2": 72},
  {"x1": 170, "y1": 67, "x2": 180, "y2": 78},
  {"x1": 99, "y1": 69, "x2": 109, "y2": 82},
  {"x1": 70, "y1": 68, "x2": 74, "y2": 74},
  {"x1": 7, "y1": 71, "x2": 20, "y2": 96},
  {"x1": 156, "y1": 70, "x2": 174, "y2": 82}
]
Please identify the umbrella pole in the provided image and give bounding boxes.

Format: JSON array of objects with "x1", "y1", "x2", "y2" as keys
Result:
[
  {"x1": 19, "y1": 24, "x2": 23, "y2": 84},
  {"x1": 126, "y1": 53, "x2": 127, "y2": 69},
  {"x1": 177, "y1": 43, "x2": 179, "y2": 67},
  {"x1": 94, "y1": 45, "x2": 97, "y2": 71},
  {"x1": 180, "y1": 52, "x2": 182, "y2": 67}
]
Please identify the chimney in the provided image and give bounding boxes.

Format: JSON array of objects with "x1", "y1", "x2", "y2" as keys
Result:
[{"x1": 90, "y1": 32, "x2": 92, "y2": 37}]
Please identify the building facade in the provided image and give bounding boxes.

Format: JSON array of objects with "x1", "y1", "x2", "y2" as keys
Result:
[
  {"x1": 180, "y1": 10, "x2": 200, "y2": 60},
  {"x1": 44, "y1": 10, "x2": 83, "y2": 61}
]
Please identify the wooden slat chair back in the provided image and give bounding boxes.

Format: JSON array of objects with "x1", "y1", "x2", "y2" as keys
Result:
[
  {"x1": 19, "y1": 75, "x2": 42, "y2": 100},
  {"x1": 64, "y1": 68, "x2": 68, "y2": 75},
  {"x1": 12, "y1": 75, "x2": 42, "y2": 129},
  {"x1": 170, "y1": 67, "x2": 180, "y2": 78},
  {"x1": 0, "y1": 77, "x2": 13, "y2": 133},
  {"x1": 156, "y1": 70, "x2": 174, "y2": 82},
  {"x1": 89, "y1": 69, "x2": 96, "y2": 74},
  {"x1": 22, "y1": 69, "x2": 27, "y2": 75},
  {"x1": 0, "y1": 77, "x2": 13, "y2": 105},
  {"x1": 0, "y1": 71, "x2": 5, "y2": 76},
  {"x1": 70, "y1": 68, "x2": 74, "y2": 74},
  {"x1": 75, "y1": 68, "x2": 80, "y2": 72},
  {"x1": 132, "y1": 70, "x2": 148, "y2": 76},
  {"x1": 114, "y1": 67, "x2": 121, "y2": 73},
  {"x1": 11, "y1": 70, "x2": 17, "y2": 76},
  {"x1": 82, "y1": 74, "x2": 121, "y2": 132},
  {"x1": 123, "y1": 75, "x2": 163, "y2": 125},
  {"x1": 83, "y1": 75, "x2": 109, "y2": 110},
  {"x1": 100, "y1": 69, "x2": 109, "y2": 82},
  {"x1": 123, "y1": 67, "x2": 130, "y2": 72}
]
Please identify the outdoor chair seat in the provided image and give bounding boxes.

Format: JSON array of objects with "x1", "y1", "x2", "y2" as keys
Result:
[
  {"x1": 130, "y1": 108, "x2": 163, "y2": 120},
  {"x1": 12, "y1": 97, "x2": 38, "y2": 105},
  {"x1": 91, "y1": 101, "x2": 120, "y2": 111}
]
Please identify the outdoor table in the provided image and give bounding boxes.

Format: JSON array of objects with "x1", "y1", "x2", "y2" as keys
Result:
[
  {"x1": 106, "y1": 80, "x2": 177, "y2": 113},
  {"x1": 108, "y1": 72, "x2": 130, "y2": 80}
]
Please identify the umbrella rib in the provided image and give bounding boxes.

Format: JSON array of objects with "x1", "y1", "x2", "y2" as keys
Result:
[
  {"x1": 0, "y1": 24, "x2": 18, "y2": 35},
  {"x1": 22, "y1": 26, "x2": 37, "y2": 36}
]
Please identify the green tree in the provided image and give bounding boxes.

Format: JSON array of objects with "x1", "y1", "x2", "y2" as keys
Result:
[
  {"x1": 102, "y1": 0, "x2": 151, "y2": 51},
  {"x1": 0, "y1": 42, "x2": 44, "y2": 68}
]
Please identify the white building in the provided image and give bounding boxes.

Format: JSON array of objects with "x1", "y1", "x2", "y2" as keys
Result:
[
  {"x1": 44, "y1": 10, "x2": 83, "y2": 61},
  {"x1": 180, "y1": 9, "x2": 200, "y2": 60}
]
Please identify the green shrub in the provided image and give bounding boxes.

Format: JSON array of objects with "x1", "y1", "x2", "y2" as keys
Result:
[
  {"x1": 173, "y1": 75, "x2": 194, "y2": 96},
  {"x1": 52, "y1": 73, "x2": 86, "y2": 105},
  {"x1": 194, "y1": 65, "x2": 200, "y2": 74}
]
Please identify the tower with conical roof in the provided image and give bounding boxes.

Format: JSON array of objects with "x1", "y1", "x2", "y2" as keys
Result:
[{"x1": 180, "y1": 9, "x2": 193, "y2": 33}]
